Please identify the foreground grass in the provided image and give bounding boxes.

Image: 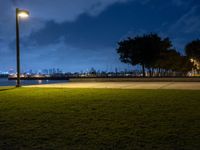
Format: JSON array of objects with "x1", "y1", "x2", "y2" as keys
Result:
[{"x1": 0, "y1": 88, "x2": 200, "y2": 150}]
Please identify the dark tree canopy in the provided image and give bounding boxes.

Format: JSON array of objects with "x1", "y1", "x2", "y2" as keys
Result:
[
  {"x1": 185, "y1": 39, "x2": 200, "y2": 61},
  {"x1": 178, "y1": 56, "x2": 194, "y2": 75},
  {"x1": 117, "y1": 33, "x2": 172, "y2": 76},
  {"x1": 155, "y1": 49, "x2": 181, "y2": 71}
]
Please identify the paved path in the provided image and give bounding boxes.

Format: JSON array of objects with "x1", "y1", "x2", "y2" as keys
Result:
[{"x1": 26, "y1": 82, "x2": 200, "y2": 90}]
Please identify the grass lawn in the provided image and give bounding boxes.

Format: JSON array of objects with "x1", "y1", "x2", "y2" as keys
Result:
[{"x1": 0, "y1": 87, "x2": 200, "y2": 150}]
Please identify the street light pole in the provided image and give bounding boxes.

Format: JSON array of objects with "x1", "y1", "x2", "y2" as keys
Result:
[
  {"x1": 15, "y1": 8, "x2": 29, "y2": 87},
  {"x1": 16, "y1": 8, "x2": 20, "y2": 87}
]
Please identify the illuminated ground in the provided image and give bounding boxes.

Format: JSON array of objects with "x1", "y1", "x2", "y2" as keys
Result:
[
  {"x1": 0, "y1": 88, "x2": 199, "y2": 149},
  {"x1": 26, "y1": 82, "x2": 200, "y2": 90}
]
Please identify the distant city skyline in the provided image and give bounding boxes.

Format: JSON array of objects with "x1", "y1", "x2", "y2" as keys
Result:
[
  {"x1": 0, "y1": 0, "x2": 200, "y2": 72},
  {"x1": 0, "y1": 66, "x2": 135, "y2": 75}
]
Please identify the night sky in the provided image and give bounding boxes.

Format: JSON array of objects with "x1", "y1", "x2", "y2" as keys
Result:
[{"x1": 0, "y1": 0, "x2": 200, "y2": 72}]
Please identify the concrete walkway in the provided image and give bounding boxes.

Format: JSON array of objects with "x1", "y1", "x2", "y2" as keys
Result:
[{"x1": 26, "y1": 82, "x2": 200, "y2": 90}]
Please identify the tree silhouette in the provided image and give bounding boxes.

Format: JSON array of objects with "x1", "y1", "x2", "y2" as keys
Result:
[
  {"x1": 178, "y1": 56, "x2": 194, "y2": 76},
  {"x1": 185, "y1": 39, "x2": 200, "y2": 73},
  {"x1": 155, "y1": 49, "x2": 181, "y2": 76},
  {"x1": 117, "y1": 34, "x2": 172, "y2": 77},
  {"x1": 185, "y1": 39, "x2": 200, "y2": 62}
]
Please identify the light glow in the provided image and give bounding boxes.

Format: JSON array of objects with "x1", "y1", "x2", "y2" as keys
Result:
[{"x1": 18, "y1": 10, "x2": 29, "y2": 18}]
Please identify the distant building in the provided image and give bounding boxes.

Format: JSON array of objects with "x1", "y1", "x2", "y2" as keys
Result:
[
  {"x1": 49, "y1": 69, "x2": 53, "y2": 75},
  {"x1": 42, "y1": 69, "x2": 49, "y2": 75}
]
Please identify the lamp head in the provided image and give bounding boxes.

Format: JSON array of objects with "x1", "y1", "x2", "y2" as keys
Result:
[{"x1": 17, "y1": 9, "x2": 29, "y2": 18}]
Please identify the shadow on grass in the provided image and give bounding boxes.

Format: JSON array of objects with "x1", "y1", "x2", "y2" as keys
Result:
[{"x1": 0, "y1": 87, "x2": 16, "y2": 92}]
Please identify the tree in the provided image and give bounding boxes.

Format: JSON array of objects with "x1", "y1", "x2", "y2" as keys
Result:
[
  {"x1": 185, "y1": 39, "x2": 200, "y2": 72},
  {"x1": 117, "y1": 33, "x2": 172, "y2": 77},
  {"x1": 185, "y1": 39, "x2": 200, "y2": 62},
  {"x1": 89, "y1": 67, "x2": 97, "y2": 75},
  {"x1": 178, "y1": 56, "x2": 194, "y2": 76},
  {"x1": 154, "y1": 49, "x2": 181, "y2": 76}
]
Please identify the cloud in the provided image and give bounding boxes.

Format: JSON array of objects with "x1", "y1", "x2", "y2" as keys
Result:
[
  {"x1": 0, "y1": 0, "x2": 131, "y2": 70},
  {"x1": 14, "y1": 0, "x2": 130, "y2": 23},
  {"x1": 1, "y1": 0, "x2": 200, "y2": 71},
  {"x1": 160, "y1": 5, "x2": 200, "y2": 53},
  {"x1": 19, "y1": 38, "x2": 128, "y2": 72},
  {"x1": 171, "y1": 0, "x2": 196, "y2": 7},
  {"x1": 0, "y1": 0, "x2": 131, "y2": 46},
  {"x1": 171, "y1": 0, "x2": 186, "y2": 6},
  {"x1": 0, "y1": 0, "x2": 45, "y2": 44},
  {"x1": 168, "y1": 6, "x2": 200, "y2": 35}
]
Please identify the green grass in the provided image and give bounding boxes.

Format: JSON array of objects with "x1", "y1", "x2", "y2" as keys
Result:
[{"x1": 0, "y1": 87, "x2": 200, "y2": 150}]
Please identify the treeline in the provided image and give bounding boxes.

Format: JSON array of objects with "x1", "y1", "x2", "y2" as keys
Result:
[{"x1": 117, "y1": 33, "x2": 200, "y2": 77}]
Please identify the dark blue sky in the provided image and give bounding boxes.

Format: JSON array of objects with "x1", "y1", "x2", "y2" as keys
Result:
[{"x1": 0, "y1": 0, "x2": 200, "y2": 72}]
